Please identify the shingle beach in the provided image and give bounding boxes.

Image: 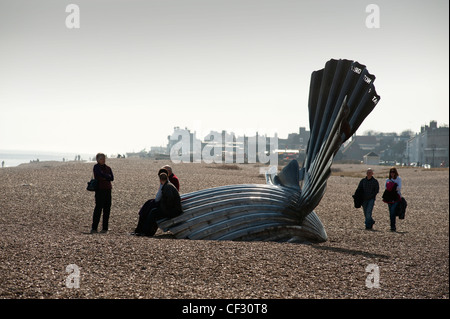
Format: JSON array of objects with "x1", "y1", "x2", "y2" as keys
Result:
[{"x1": 0, "y1": 159, "x2": 448, "y2": 299}]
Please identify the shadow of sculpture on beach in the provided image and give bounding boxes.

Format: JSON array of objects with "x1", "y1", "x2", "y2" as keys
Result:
[
  {"x1": 154, "y1": 232, "x2": 177, "y2": 239},
  {"x1": 310, "y1": 244, "x2": 390, "y2": 259}
]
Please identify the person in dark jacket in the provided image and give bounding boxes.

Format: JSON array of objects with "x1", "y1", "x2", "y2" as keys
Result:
[
  {"x1": 133, "y1": 172, "x2": 183, "y2": 236},
  {"x1": 158, "y1": 172, "x2": 183, "y2": 218},
  {"x1": 356, "y1": 168, "x2": 379, "y2": 230},
  {"x1": 133, "y1": 168, "x2": 169, "y2": 233},
  {"x1": 91, "y1": 153, "x2": 114, "y2": 233},
  {"x1": 133, "y1": 169, "x2": 167, "y2": 235},
  {"x1": 383, "y1": 167, "x2": 402, "y2": 231}
]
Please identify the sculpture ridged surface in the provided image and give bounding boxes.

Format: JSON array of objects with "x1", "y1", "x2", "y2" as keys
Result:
[{"x1": 159, "y1": 58, "x2": 380, "y2": 243}]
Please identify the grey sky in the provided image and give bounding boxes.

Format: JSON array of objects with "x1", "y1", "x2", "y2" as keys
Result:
[{"x1": 0, "y1": 0, "x2": 448, "y2": 154}]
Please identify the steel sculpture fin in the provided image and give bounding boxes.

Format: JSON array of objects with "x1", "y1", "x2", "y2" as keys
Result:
[{"x1": 272, "y1": 159, "x2": 301, "y2": 190}]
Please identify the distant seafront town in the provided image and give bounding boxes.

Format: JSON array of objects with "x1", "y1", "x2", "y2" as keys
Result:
[
  {"x1": 1, "y1": 120, "x2": 448, "y2": 168},
  {"x1": 127, "y1": 121, "x2": 449, "y2": 168}
]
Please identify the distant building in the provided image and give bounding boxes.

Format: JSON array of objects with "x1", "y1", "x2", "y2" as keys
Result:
[
  {"x1": 150, "y1": 146, "x2": 167, "y2": 154},
  {"x1": 357, "y1": 135, "x2": 379, "y2": 152},
  {"x1": 338, "y1": 132, "x2": 415, "y2": 164},
  {"x1": 141, "y1": 121, "x2": 448, "y2": 167},
  {"x1": 339, "y1": 139, "x2": 362, "y2": 162},
  {"x1": 276, "y1": 127, "x2": 310, "y2": 163},
  {"x1": 363, "y1": 152, "x2": 380, "y2": 166},
  {"x1": 165, "y1": 127, "x2": 278, "y2": 164},
  {"x1": 339, "y1": 135, "x2": 378, "y2": 162},
  {"x1": 167, "y1": 127, "x2": 202, "y2": 161},
  {"x1": 277, "y1": 127, "x2": 310, "y2": 150},
  {"x1": 407, "y1": 121, "x2": 449, "y2": 167}
]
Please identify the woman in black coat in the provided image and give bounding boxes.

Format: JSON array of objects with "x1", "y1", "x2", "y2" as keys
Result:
[{"x1": 91, "y1": 153, "x2": 114, "y2": 233}]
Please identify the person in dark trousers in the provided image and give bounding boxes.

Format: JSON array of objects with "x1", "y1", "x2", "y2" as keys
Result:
[
  {"x1": 133, "y1": 168, "x2": 168, "y2": 231},
  {"x1": 133, "y1": 172, "x2": 182, "y2": 236},
  {"x1": 356, "y1": 168, "x2": 379, "y2": 230},
  {"x1": 91, "y1": 153, "x2": 114, "y2": 234},
  {"x1": 133, "y1": 169, "x2": 167, "y2": 235},
  {"x1": 383, "y1": 167, "x2": 402, "y2": 232}
]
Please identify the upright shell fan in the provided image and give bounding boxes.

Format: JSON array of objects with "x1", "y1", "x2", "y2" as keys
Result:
[{"x1": 157, "y1": 58, "x2": 380, "y2": 243}]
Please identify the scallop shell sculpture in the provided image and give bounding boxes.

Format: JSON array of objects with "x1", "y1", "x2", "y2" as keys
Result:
[{"x1": 158, "y1": 58, "x2": 380, "y2": 243}]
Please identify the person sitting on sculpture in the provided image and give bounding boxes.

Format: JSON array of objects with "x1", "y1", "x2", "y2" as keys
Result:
[
  {"x1": 133, "y1": 171, "x2": 183, "y2": 236},
  {"x1": 133, "y1": 169, "x2": 167, "y2": 235},
  {"x1": 162, "y1": 164, "x2": 180, "y2": 191}
]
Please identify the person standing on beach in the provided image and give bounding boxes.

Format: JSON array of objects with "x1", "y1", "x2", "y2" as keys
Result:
[
  {"x1": 91, "y1": 153, "x2": 114, "y2": 234},
  {"x1": 356, "y1": 168, "x2": 379, "y2": 230},
  {"x1": 383, "y1": 167, "x2": 402, "y2": 232}
]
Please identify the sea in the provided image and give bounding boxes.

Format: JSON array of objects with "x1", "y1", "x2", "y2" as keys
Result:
[{"x1": 0, "y1": 150, "x2": 94, "y2": 168}]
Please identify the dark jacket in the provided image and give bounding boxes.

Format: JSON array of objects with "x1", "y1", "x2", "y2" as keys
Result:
[
  {"x1": 352, "y1": 187, "x2": 364, "y2": 208},
  {"x1": 160, "y1": 181, "x2": 183, "y2": 218},
  {"x1": 396, "y1": 197, "x2": 407, "y2": 219},
  {"x1": 93, "y1": 164, "x2": 114, "y2": 190},
  {"x1": 353, "y1": 177, "x2": 379, "y2": 208},
  {"x1": 358, "y1": 177, "x2": 380, "y2": 201}
]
